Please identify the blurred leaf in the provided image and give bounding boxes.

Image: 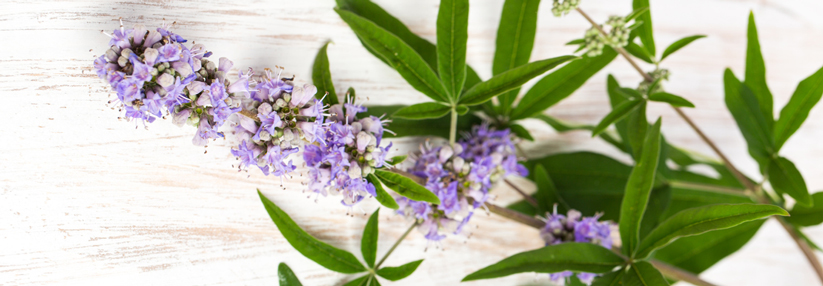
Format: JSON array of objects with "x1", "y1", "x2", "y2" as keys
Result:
[
  {"x1": 376, "y1": 259, "x2": 424, "y2": 281},
  {"x1": 506, "y1": 199, "x2": 537, "y2": 216},
  {"x1": 591, "y1": 269, "x2": 625, "y2": 286},
  {"x1": 278, "y1": 263, "x2": 303, "y2": 286},
  {"x1": 619, "y1": 118, "x2": 662, "y2": 256},
  {"x1": 635, "y1": 203, "x2": 787, "y2": 259},
  {"x1": 509, "y1": 123, "x2": 534, "y2": 141},
  {"x1": 456, "y1": 105, "x2": 469, "y2": 115},
  {"x1": 744, "y1": 12, "x2": 774, "y2": 132},
  {"x1": 437, "y1": 0, "x2": 469, "y2": 101},
  {"x1": 626, "y1": 6, "x2": 649, "y2": 22},
  {"x1": 342, "y1": 275, "x2": 370, "y2": 286},
  {"x1": 533, "y1": 114, "x2": 628, "y2": 153},
  {"x1": 660, "y1": 185, "x2": 752, "y2": 219},
  {"x1": 493, "y1": 0, "x2": 541, "y2": 114},
  {"x1": 511, "y1": 48, "x2": 618, "y2": 120},
  {"x1": 258, "y1": 191, "x2": 366, "y2": 273},
  {"x1": 462, "y1": 243, "x2": 626, "y2": 281},
  {"x1": 362, "y1": 209, "x2": 380, "y2": 268},
  {"x1": 459, "y1": 56, "x2": 577, "y2": 106},
  {"x1": 660, "y1": 35, "x2": 705, "y2": 61},
  {"x1": 626, "y1": 101, "x2": 649, "y2": 159},
  {"x1": 788, "y1": 192, "x2": 823, "y2": 226},
  {"x1": 649, "y1": 92, "x2": 695, "y2": 108},
  {"x1": 723, "y1": 69, "x2": 774, "y2": 168},
  {"x1": 625, "y1": 42, "x2": 654, "y2": 64},
  {"x1": 639, "y1": 184, "x2": 672, "y2": 240},
  {"x1": 653, "y1": 220, "x2": 763, "y2": 274},
  {"x1": 607, "y1": 75, "x2": 634, "y2": 154},
  {"x1": 388, "y1": 155, "x2": 408, "y2": 166},
  {"x1": 312, "y1": 42, "x2": 339, "y2": 105},
  {"x1": 622, "y1": 261, "x2": 669, "y2": 286},
  {"x1": 336, "y1": 9, "x2": 450, "y2": 103},
  {"x1": 769, "y1": 157, "x2": 813, "y2": 207},
  {"x1": 374, "y1": 170, "x2": 440, "y2": 204},
  {"x1": 592, "y1": 99, "x2": 643, "y2": 137},
  {"x1": 773, "y1": 66, "x2": 823, "y2": 150},
  {"x1": 367, "y1": 175, "x2": 399, "y2": 210},
  {"x1": 393, "y1": 102, "x2": 451, "y2": 119},
  {"x1": 566, "y1": 38, "x2": 585, "y2": 46},
  {"x1": 632, "y1": 0, "x2": 655, "y2": 56},
  {"x1": 362, "y1": 105, "x2": 482, "y2": 139},
  {"x1": 534, "y1": 164, "x2": 569, "y2": 214}
]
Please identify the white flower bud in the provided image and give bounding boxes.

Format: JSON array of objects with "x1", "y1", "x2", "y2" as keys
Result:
[
  {"x1": 348, "y1": 161, "x2": 362, "y2": 179},
  {"x1": 439, "y1": 146, "x2": 454, "y2": 163},
  {"x1": 258, "y1": 103, "x2": 273, "y2": 116},
  {"x1": 452, "y1": 157, "x2": 465, "y2": 172},
  {"x1": 283, "y1": 128, "x2": 295, "y2": 141},
  {"x1": 173, "y1": 61, "x2": 193, "y2": 78},
  {"x1": 157, "y1": 73, "x2": 175, "y2": 88},
  {"x1": 105, "y1": 49, "x2": 118, "y2": 62},
  {"x1": 275, "y1": 98, "x2": 287, "y2": 108}
]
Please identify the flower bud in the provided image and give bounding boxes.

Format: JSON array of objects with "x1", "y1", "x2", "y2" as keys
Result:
[{"x1": 157, "y1": 73, "x2": 175, "y2": 88}]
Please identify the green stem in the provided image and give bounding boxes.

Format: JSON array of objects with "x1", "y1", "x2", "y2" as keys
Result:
[
  {"x1": 375, "y1": 222, "x2": 417, "y2": 269},
  {"x1": 449, "y1": 107, "x2": 458, "y2": 146}
]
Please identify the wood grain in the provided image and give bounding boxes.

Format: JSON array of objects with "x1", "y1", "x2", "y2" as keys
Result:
[{"x1": 1, "y1": 0, "x2": 823, "y2": 285}]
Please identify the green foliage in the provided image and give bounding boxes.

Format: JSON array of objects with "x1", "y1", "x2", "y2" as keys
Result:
[
  {"x1": 723, "y1": 69, "x2": 774, "y2": 168},
  {"x1": 660, "y1": 35, "x2": 705, "y2": 61},
  {"x1": 278, "y1": 263, "x2": 303, "y2": 286},
  {"x1": 653, "y1": 220, "x2": 764, "y2": 274},
  {"x1": 533, "y1": 164, "x2": 568, "y2": 214},
  {"x1": 591, "y1": 269, "x2": 625, "y2": 286},
  {"x1": 362, "y1": 209, "x2": 380, "y2": 268},
  {"x1": 509, "y1": 123, "x2": 534, "y2": 141},
  {"x1": 648, "y1": 92, "x2": 695, "y2": 108},
  {"x1": 376, "y1": 260, "x2": 424, "y2": 281},
  {"x1": 533, "y1": 114, "x2": 628, "y2": 153},
  {"x1": 374, "y1": 170, "x2": 441, "y2": 204},
  {"x1": 392, "y1": 102, "x2": 452, "y2": 119},
  {"x1": 744, "y1": 12, "x2": 774, "y2": 132},
  {"x1": 461, "y1": 243, "x2": 626, "y2": 281},
  {"x1": 623, "y1": 261, "x2": 669, "y2": 286},
  {"x1": 361, "y1": 105, "x2": 482, "y2": 139},
  {"x1": 632, "y1": 0, "x2": 655, "y2": 56},
  {"x1": 788, "y1": 192, "x2": 823, "y2": 226},
  {"x1": 619, "y1": 118, "x2": 662, "y2": 256},
  {"x1": 768, "y1": 157, "x2": 812, "y2": 207},
  {"x1": 258, "y1": 190, "x2": 367, "y2": 273},
  {"x1": 459, "y1": 56, "x2": 577, "y2": 106},
  {"x1": 625, "y1": 42, "x2": 654, "y2": 64},
  {"x1": 773, "y1": 66, "x2": 823, "y2": 150},
  {"x1": 312, "y1": 41, "x2": 339, "y2": 105},
  {"x1": 492, "y1": 0, "x2": 541, "y2": 114},
  {"x1": 592, "y1": 98, "x2": 643, "y2": 137},
  {"x1": 366, "y1": 174, "x2": 399, "y2": 210},
  {"x1": 437, "y1": 0, "x2": 470, "y2": 101}
]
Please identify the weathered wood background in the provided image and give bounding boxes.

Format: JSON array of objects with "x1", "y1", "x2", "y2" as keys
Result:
[{"x1": 2, "y1": 0, "x2": 823, "y2": 285}]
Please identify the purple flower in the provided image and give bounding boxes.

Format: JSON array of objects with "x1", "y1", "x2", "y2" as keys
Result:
[
  {"x1": 540, "y1": 208, "x2": 614, "y2": 285},
  {"x1": 131, "y1": 58, "x2": 153, "y2": 82},
  {"x1": 157, "y1": 43, "x2": 181, "y2": 63}
]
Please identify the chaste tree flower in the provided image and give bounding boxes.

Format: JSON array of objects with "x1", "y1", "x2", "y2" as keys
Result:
[
  {"x1": 540, "y1": 208, "x2": 614, "y2": 285},
  {"x1": 302, "y1": 99, "x2": 393, "y2": 208},
  {"x1": 94, "y1": 21, "x2": 250, "y2": 146},
  {"x1": 230, "y1": 69, "x2": 323, "y2": 178},
  {"x1": 396, "y1": 124, "x2": 527, "y2": 243}
]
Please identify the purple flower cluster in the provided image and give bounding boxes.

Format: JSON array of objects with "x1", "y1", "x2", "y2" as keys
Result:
[
  {"x1": 302, "y1": 99, "x2": 393, "y2": 207},
  {"x1": 94, "y1": 21, "x2": 250, "y2": 145},
  {"x1": 396, "y1": 124, "x2": 527, "y2": 242},
  {"x1": 540, "y1": 208, "x2": 614, "y2": 285},
  {"x1": 230, "y1": 69, "x2": 324, "y2": 177}
]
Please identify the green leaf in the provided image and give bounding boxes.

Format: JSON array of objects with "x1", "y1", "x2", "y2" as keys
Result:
[
  {"x1": 723, "y1": 69, "x2": 774, "y2": 167},
  {"x1": 744, "y1": 12, "x2": 774, "y2": 132},
  {"x1": 533, "y1": 164, "x2": 569, "y2": 214},
  {"x1": 312, "y1": 42, "x2": 339, "y2": 105},
  {"x1": 362, "y1": 105, "x2": 482, "y2": 139},
  {"x1": 376, "y1": 259, "x2": 423, "y2": 281},
  {"x1": 387, "y1": 155, "x2": 408, "y2": 166},
  {"x1": 649, "y1": 92, "x2": 695, "y2": 108},
  {"x1": 533, "y1": 114, "x2": 628, "y2": 153},
  {"x1": 632, "y1": 0, "x2": 655, "y2": 56},
  {"x1": 660, "y1": 35, "x2": 705, "y2": 61},
  {"x1": 768, "y1": 157, "x2": 813, "y2": 207},
  {"x1": 258, "y1": 191, "x2": 366, "y2": 273},
  {"x1": 625, "y1": 42, "x2": 654, "y2": 64},
  {"x1": 342, "y1": 275, "x2": 370, "y2": 286},
  {"x1": 592, "y1": 99, "x2": 643, "y2": 137},
  {"x1": 566, "y1": 38, "x2": 585, "y2": 46},
  {"x1": 622, "y1": 261, "x2": 669, "y2": 286},
  {"x1": 459, "y1": 55, "x2": 577, "y2": 106},
  {"x1": 345, "y1": 87, "x2": 356, "y2": 103},
  {"x1": 374, "y1": 170, "x2": 440, "y2": 204},
  {"x1": 626, "y1": 101, "x2": 649, "y2": 159},
  {"x1": 362, "y1": 209, "x2": 379, "y2": 268},
  {"x1": 619, "y1": 118, "x2": 662, "y2": 256},
  {"x1": 654, "y1": 220, "x2": 763, "y2": 274},
  {"x1": 626, "y1": 7, "x2": 650, "y2": 21},
  {"x1": 436, "y1": 0, "x2": 469, "y2": 100},
  {"x1": 788, "y1": 192, "x2": 823, "y2": 226},
  {"x1": 509, "y1": 123, "x2": 534, "y2": 141},
  {"x1": 660, "y1": 184, "x2": 753, "y2": 219},
  {"x1": 512, "y1": 48, "x2": 617, "y2": 120},
  {"x1": 461, "y1": 243, "x2": 626, "y2": 281},
  {"x1": 591, "y1": 269, "x2": 625, "y2": 286},
  {"x1": 336, "y1": 8, "x2": 450, "y2": 103},
  {"x1": 392, "y1": 102, "x2": 452, "y2": 119},
  {"x1": 506, "y1": 199, "x2": 537, "y2": 216},
  {"x1": 493, "y1": 0, "x2": 541, "y2": 114},
  {"x1": 278, "y1": 263, "x2": 303, "y2": 286},
  {"x1": 773, "y1": 66, "x2": 823, "y2": 150},
  {"x1": 635, "y1": 203, "x2": 787, "y2": 259},
  {"x1": 456, "y1": 105, "x2": 469, "y2": 115},
  {"x1": 367, "y1": 174, "x2": 399, "y2": 210}
]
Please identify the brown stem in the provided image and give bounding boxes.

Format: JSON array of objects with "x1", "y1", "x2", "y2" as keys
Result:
[
  {"x1": 778, "y1": 215, "x2": 823, "y2": 282},
  {"x1": 482, "y1": 201, "x2": 545, "y2": 229},
  {"x1": 504, "y1": 179, "x2": 538, "y2": 208},
  {"x1": 238, "y1": 109, "x2": 260, "y2": 122},
  {"x1": 650, "y1": 260, "x2": 718, "y2": 286}
]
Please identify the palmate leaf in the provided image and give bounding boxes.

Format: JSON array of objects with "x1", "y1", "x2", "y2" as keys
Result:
[
  {"x1": 768, "y1": 157, "x2": 813, "y2": 207},
  {"x1": 744, "y1": 12, "x2": 774, "y2": 132},
  {"x1": 660, "y1": 35, "x2": 705, "y2": 61},
  {"x1": 258, "y1": 191, "x2": 367, "y2": 274},
  {"x1": 622, "y1": 261, "x2": 669, "y2": 286},
  {"x1": 374, "y1": 170, "x2": 440, "y2": 204},
  {"x1": 342, "y1": 275, "x2": 371, "y2": 286},
  {"x1": 723, "y1": 69, "x2": 775, "y2": 168},
  {"x1": 362, "y1": 209, "x2": 379, "y2": 268},
  {"x1": 462, "y1": 243, "x2": 626, "y2": 281},
  {"x1": 312, "y1": 41, "x2": 338, "y2": 105},
  {"x1": 773, "y1": 65, "x2": 823, "y2": 150},
  {"x1": 492, "y1": 0, "x2": 541, "y2": 114},
  {"x1": 459, "y1": 55, "x2": 577, "y2": 106},
  {"x1": 278, "y1": 263, "x2": 303, "y2": 286},
  {"x1": 392, "y1": 102, "x2": 452, "y2": 120},
  {"x1": 436, "y1": 0, "x2": 469, "y2": 101},
  {"x1": 335, "y1": 8, "x2": 450, "y2": 103},
  {"x1": 634, "y1": 203, "x2": 787, "y2": 259},
  {"x1": 376, "y1": 259, "x2": 424, "y2": 281},
  {"x1": 788, "y1": 192, "x2": 823, "y2": 226},
  {"x1": 619, "y1": 118, "x2": 662, "y2": 256},
  {"x1": 511, "y1": 47, "x2": 618, "y2": 120}
]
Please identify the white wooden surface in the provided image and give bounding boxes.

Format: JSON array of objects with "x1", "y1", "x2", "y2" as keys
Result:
[{"x1": 2, "y1": 0, "x2": 823, "y2": 285}]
